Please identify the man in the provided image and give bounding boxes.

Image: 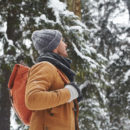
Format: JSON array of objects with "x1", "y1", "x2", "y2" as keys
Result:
[{"x1": 25, "y1": 29, "x2": 80, "y2": 130}]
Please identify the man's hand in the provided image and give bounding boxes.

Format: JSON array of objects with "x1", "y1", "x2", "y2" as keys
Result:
[{"x1": 65, "y1": 82, "x2": 82, "y2": 102}]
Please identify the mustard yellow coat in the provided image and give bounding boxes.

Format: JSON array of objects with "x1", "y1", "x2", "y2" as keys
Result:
[{"x1": 25, "y1": 61, "x2": 79, "y2": 130}]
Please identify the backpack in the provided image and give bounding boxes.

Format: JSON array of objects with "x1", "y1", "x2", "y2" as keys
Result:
[
  {"x1": 8, "y1": 63, "x2": 69, "y2": 126},
  {"x1": 8, "y1": 64, "x2": 32, "y2": 126}
]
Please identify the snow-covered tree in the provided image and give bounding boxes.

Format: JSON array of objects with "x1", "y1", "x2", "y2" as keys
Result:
[
  {"x1": 81, "y1": 0, "x2": 130, "y2": 129},
  {"x1": 0, "y1": 0, "x2": 129, "y2": 130}
]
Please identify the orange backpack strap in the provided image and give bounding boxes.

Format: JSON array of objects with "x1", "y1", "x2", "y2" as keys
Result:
[{"x1": 57, "y1": 69, "x2": 70, "y2": 84}]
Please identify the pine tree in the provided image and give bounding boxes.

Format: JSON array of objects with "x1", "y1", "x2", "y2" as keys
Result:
[
  {"x1": 81, "y1": 0, "x2": 130, "y2": 129},
  {"x1": 0, "y1": 0, "x2": 129, "y2": 130}
]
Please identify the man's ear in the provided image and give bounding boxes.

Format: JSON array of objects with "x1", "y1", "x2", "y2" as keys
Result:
[{"x1": 53, "y1": 48, "x2": 58, "y2": 53}]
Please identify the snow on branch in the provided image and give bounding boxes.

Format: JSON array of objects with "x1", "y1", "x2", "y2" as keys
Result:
[{"x1": 72, "y1": 42, "x2": 99, "y2": 68}]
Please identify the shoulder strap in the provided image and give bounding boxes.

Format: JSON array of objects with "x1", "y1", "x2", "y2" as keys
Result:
[{"x1": 57, "y1": 69, "x2": 70, "y2": 84}]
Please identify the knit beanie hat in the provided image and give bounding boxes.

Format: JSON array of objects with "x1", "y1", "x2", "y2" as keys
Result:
[{"x1": 32, "y1": 29, "x2": 62, "y2": 55}]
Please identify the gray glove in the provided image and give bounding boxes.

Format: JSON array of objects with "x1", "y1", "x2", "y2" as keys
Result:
[{"x1": 65, "y1": 82, "x2": 80, "y2": 102}]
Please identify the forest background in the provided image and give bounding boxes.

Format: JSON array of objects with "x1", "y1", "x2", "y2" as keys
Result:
[{"x1": 0, "y1": 0, "x2": 130, "y2": 130}]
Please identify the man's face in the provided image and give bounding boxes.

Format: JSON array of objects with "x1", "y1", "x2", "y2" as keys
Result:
[{"x1": 53, "y1": 39, "x2": 68, "y2": 57}]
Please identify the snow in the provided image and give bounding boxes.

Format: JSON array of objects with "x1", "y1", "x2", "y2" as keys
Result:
[
  {"x1": 120, "y1": 116, "x2": 130, "y2": 130},
  {"x1": 22, "y1": 30, "x2": 30, "y2": 37},
  {"x1": 111, "y1": 53, "x2": 119, "y2": 60},
  {"x1": 127, "y1": 92, "x2": 130, "y2": 102},
  {"x1": 48, "y1": 0, "x2": 66, "y2": 23},
  {"x1": 119, "y1": 33, "x2": 128, "y2": 40},
  {"x1": 69, "y1": 26, "x2": 84, "y2": 33},
  {"x1": 126, "y1": 37, "x2": 130, "y2": 43},
  {"x1": 97, "y1": 53, "x2": 108, "y2": 61},
  {"x1": 124, "y1": 70, "x2": 130, "y2": 82},
  {"x1": 0, "y1": 22, "x2": 7, "y2": 56},
  {"x1": 40, "y1": 14, "x2": 55, "y2": 24},
  {"x1": 48, "y1": 0, "x2": 66, "y2": 11},
  {"x1": 10, "y1": 107, "x2": 29, "y2": 130},
  {"x1": 110, "y1": 80, "x2": 115, "y2": 84},
  {"x1": 89, "y1": 0, "x2": 129, "y2": 28},
  {"x1": 75, "y1": 20, "x2": 88, "y2": 29},
  {"x1": 72, "y1": 42, "x2": 99, "y2": 68},
  {"x1": 0, "y1": 41, "x2": 3, "y2": 56},
  {"x1": 10, "y1": 108, "x2": 19, "y2": 130},
  {"x1": 79, "y1": 80, "x2": 90, "y2": 90},
  {"x1": 0, "y1": 0, "x2": 129, "y2": 129},
  {"x1": 21, "y1": 1, "x2": 25, "y2": 5},
  {"x1": 111, "y1": 2, "x2": 129, "y2": 26},
  {"x1": 20, "y1": 15, "x2": 29, "y2": 29},
  {"x1": 23, "y1": 39, "x2": 32, "y2": 49},
  {"x1": 0, "y1": 22, "x2": 7, "y2": 33}
]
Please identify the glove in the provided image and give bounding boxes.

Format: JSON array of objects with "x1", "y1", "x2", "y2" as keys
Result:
[{"x1": 65, "y1": 82, "x2": 81, "y2": 102}]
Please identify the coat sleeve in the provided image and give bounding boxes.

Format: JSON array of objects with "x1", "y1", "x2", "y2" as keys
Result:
[{"x1": 25, "y1": 62, "x2": 71, "y2": 111}]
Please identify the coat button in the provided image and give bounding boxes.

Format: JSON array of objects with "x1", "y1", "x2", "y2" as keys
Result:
[{"x1": 50, "y1": 113, "x2": 54, "y2": 116}]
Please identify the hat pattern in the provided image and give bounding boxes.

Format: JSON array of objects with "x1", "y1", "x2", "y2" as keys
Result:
[{"x1": 32, "y1": 29, "x2": 62, "y2": 55}]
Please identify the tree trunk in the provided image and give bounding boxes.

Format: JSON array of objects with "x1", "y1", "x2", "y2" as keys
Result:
[
  {"x1": 67, "y1": 0, "x2": 81, "y2": 19},
  {"x1": 0, "y1": 1, "x2": 21, "y2": 129},
  {"x1": 0, "y1": 60, "x2": 11, "y2": 130}
]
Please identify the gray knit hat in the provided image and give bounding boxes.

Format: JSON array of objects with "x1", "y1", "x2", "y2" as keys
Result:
[{"x1": 32, "y1": 29, "x2": 62, "y2": 55}]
